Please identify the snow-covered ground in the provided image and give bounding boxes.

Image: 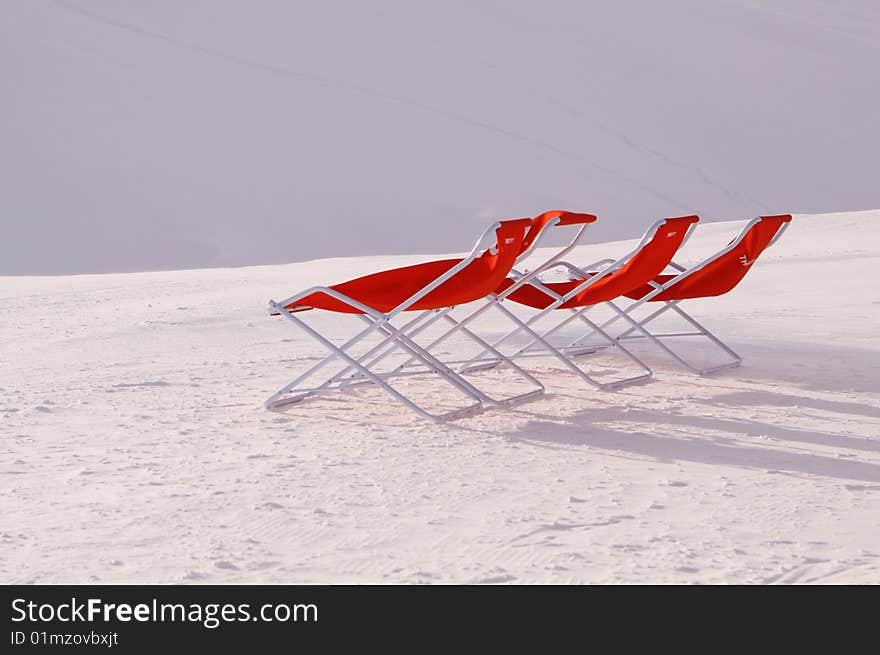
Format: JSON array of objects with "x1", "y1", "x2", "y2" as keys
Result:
[{"x1": 2, "y1": 209, "x2": 878, "y2": 584}]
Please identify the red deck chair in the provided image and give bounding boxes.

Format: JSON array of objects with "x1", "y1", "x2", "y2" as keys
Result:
[
  {"x1": 366, "y1": 210, "x2": 601, "y2": 387},
  {"x1": 582, "y1": 214, "x2": 793, "y2": 374},
  {"x1": 456, "y1": 215, "x2": 701, "y2": 389},
  {"x1": 264, "y1": 212, "x2": 595, "y2": 421}
]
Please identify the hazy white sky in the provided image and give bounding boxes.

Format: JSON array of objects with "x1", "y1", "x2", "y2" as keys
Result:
[{"x1": 3, "y1": 0, "x2": 879, "y2": 274}]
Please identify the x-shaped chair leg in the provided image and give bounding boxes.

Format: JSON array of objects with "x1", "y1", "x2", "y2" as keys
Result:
[
  {"x1": 371, "y1": 300, "x2": 546, "y2": 406},
  {"x1": 265, "y1": 304, "x2": 485, "y2": 422},
  {"x1": 466, "y1": 298, "x2": 652, "y2": 390},
  {"x1": 574, "y1": 299, "x2": 742, "y2": 375}
]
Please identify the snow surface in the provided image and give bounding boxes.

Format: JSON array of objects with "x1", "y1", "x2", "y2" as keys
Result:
[
  {"x1": 4, "y1": 0, "x2": 880, "y2": 274},
  {"x1": 2, "y1": 209, "x2": 878, "y2": 583}
]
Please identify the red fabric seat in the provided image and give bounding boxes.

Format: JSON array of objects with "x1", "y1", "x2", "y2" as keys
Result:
[{"x1": 498, "y1": 215, "x2": 699, "y2": 309}]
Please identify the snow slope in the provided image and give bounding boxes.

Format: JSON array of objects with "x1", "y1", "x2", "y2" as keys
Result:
[
  {"x1": 1, "y1": 209, "x2": 878, "y2": 583},
  {"x1": 4, "y1": 0, "x2": 880, "y2": 274}
]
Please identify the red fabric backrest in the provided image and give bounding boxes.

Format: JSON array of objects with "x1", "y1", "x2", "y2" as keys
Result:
[
  {"x1": 290, "y1": 218, "x2": 532, "y2": 313},
  {"x1": 412, "y1": 217, "x2": 534, "y2": 308},
  {"x1": 652, "y1": 214, "x2": 792, "y2": 300},
  {"x1": 563, "y1": 215, "x2": 699, "y2": 306}
]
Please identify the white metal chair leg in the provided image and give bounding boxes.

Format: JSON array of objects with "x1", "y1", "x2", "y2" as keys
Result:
[
  {"x1": 456, "y1": 272, "x2": 653, "y2": 389},
  {"x1": 450, "y1": 297, "x2": 651, "y2": 390},
  {"x1": 335, "y1": 307, "x2": 460, "y2": 388},
  {"x1": 506, "y1": 304, "x2": 600, "y2": 359},
  {"x1": 655, "y1": 302, "x2": 741, "y2": 374},
  {"x1": 265, "y1": 306, "x2": 484, "y2": 422},
  {"x1": 436, "y1": 311, "x2": 546, "y2": 406},
  {"x1": 608, "y1": 302, "x2": 671, "y2": 340},
  {"x1": 323, "y1": 310, "x2": 444, "y2": 390},
  {"x1": 565, "y1": 300, "x2": 700, "y2": 374},
  {"x1": 596, "y1": 300, "x2": 742, "y2": 375},
  {"x1": 267, "y1": 309, "x2": 453, "y2": 404},
  {"x1": 364, "y1": 313, "x2": 541, "y2": 406},
  {"x1": 367, "y1": 301, "x2": 546, "y2": 406},
  {"x1": 264, "y1": 319, "x2": 384, "y2": 406},
  {"x1": 484, "y1": 301, "x2": 652, "y2": 390}
]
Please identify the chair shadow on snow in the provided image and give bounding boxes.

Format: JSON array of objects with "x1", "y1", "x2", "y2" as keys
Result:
[
  {"x1": 711, "y1": 390, "x2": 880, "y2": 421},
  {"x1": 493, "y1": 339, "x2": 880, "y2": 483},
  {"x1": 506, "y1": 405, "x2": 880, "y2": 484},
  {"x1": 269, "y1": 334, "x2": 880, "y2": 482}
]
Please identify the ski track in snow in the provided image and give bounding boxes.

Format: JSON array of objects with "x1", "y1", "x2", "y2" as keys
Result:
[{"x1": 1, "y1": 210, "x2": 879, "y2": 584}]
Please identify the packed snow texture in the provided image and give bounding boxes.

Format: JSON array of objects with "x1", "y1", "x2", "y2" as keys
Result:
[
  {"x1": 3, "y1": 0, "x2": 880, "y2": 274},
  {"x1": 1, "y1": 210, "x2": 878, "y2": 583}
]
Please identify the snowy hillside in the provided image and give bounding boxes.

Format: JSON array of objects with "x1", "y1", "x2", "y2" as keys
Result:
[
  {"x1": 3, "y1": 1, "x2": 880, "y2": 274},
  {"x1": 2, "y1": 209, "x2": 878, "y2": 583}
]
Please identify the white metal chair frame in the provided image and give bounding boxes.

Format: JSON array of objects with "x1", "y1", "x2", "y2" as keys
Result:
[
  {"x1": 564, "y1": 217, "x2": 792, "y2": 375},
  {"x1": 264, "y1": 216, "x2": 591, "y2": 422},
  {"x1": 454, "y1": 218, "x2": 698, "y2": 389}
]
